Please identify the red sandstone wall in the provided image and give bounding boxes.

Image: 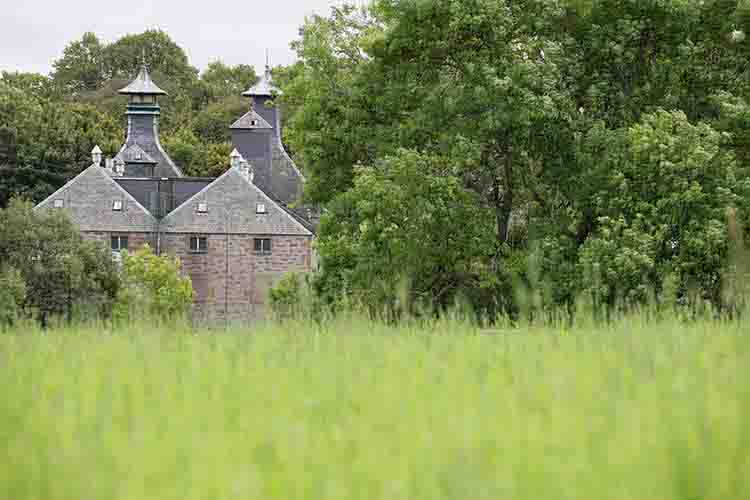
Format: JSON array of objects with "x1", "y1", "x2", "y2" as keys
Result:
[
  {"x1": 81, "y1": 231, "x2": 154, "y2": 251},
  {"x1": 161, "y1": 234, "x2": 312, "y2": 325},
  {"x1": 81, "y1": 231, "x2": 312, "y2": 325}
]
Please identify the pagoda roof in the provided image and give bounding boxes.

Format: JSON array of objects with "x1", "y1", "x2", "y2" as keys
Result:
[
  {"x1": 242, "y1": 67, "x2": 283, "y2": 97},
  {"x1": 118, "y1": 66, "x2": 167, "y2": 95}
]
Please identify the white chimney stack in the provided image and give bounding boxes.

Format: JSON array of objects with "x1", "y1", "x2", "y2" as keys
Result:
[
  {"x1": 114, "y1": 158, "x2": 125, "y2": 177},
  {"x1": 230, "y1": 148, "x2": 242, "y2": 170},
  {"x1": 239, "y1": 159, "x2": 250, "y2": 179},
  {"x1": 91, "y1": 145, "x2": 102, "y2": 166}
]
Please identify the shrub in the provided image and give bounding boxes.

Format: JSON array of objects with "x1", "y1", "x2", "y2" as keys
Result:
[{"x1": 113, "y1": 245, "x2": 194, "y2": 323}]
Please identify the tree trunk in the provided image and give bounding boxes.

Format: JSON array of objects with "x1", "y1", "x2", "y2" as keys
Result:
[{"x1": 494, "y1": 146, "x2": 514, "y2": 247}]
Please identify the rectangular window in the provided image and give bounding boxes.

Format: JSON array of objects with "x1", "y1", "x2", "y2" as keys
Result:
[
  {"x1": 254, "y1": 238, "x2": 272, "y2": 254},
  {"x1": 112, "y1": 200, "x2": 123, "y2": 211},
  {"x1": 53, "y1": 199, "x2": 64, "y2": 208},
  {"x1": 111, "y1": 235, "x2": 129, "y2": 252},
  {"x1": 189, "y1": 236, "x2": 208, "y2": 254},
  {"x1": 197, "y1": 202, "x2": 208, "y2": 213},
  {"x1": 256, "y1": 203, "x2": 267, "y2": 214}
]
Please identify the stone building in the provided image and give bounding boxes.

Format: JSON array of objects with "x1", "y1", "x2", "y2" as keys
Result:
[{"x1": 36, "y1": 65, "x2": 315, "y2": 324}]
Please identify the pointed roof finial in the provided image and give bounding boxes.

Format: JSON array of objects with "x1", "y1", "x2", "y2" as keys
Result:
[
  {"x1": 118, "y1": 59, "x2": 167, "y2": 96},
  {"x1": 242, "y1": 52, "x2": 283, "y2": 97}
]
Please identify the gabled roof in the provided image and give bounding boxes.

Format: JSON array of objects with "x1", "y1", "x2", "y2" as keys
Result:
[
  {"x1": 116, "y1": 143, "x2": 157, "y2": 164},
  {"x1": 35, "y1": 164, "x2": 158, "y2": 232},
  {"x1": 242, "y1": 67, "x2": 283, "y2": 97},
  {"x1": 161, "y1": 167, "x2": 312, "y2": 236},
  {"x1": 230, "y1": 110, "x2": 273, "y2": 130},
  {"x1": 118, "y1": 66, "x2": 168, "y2": 95}
]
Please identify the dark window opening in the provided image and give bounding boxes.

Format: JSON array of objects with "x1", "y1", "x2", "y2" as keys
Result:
[
  {"x1": 254, "y1": 238, "x2": 272, "y2": 254},
  {"x1": 111, "y1": 235, "x2": 129, "y2": 252},
  {"x1": 189, "y1": 236, "x2": 209, "y2": 254}
]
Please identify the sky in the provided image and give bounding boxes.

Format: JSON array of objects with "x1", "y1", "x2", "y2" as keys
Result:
[{"x1": 0, "y1": 0, "x2": 348, "y2": 76}]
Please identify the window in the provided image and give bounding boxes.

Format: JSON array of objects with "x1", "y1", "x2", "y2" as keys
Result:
[
  {"x1": 197, "y1": 202, "x2": 208, "y2": 213},
  {"x1": 189, "y1": 236, "x2": 208, "y2": 254},
  {"x1": 256, "y1": 203, "x2": 267, "y2": 214},
  {"x1": 53, "y1": 199, "x2": 64, "y2": 208},
  {"x1": 112, "y1": 200, "x2": 123, "y2": 211},
  {"x1": 111, "y1": 235, "x2": 129, "y2": 252},
  {"x1": 254, "y1": 238, "x2": 272, "y2": 254},
  {"x1": 250, "y1": 120, "x2": 258, "y2": 126}
]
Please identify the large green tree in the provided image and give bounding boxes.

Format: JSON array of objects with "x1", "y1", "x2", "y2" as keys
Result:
[{"x1": 0, "y1": 199, "x2": 120, "y2": 325}]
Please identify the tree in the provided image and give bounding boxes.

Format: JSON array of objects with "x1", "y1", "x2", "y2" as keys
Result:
[
  {"x1": 200, "y1": 61, "x2": 257, "y2": 100},
  {"x1": 0, "y1": 199, "x2": 120, "y2": 325},
  {"x1": 315, "y1": 149, "x2": 499, "y2": 318},
  {"x1": 0, "y1": 266, "x2": 26, "y2": 328},
  {"x1": 51, "y1": 32, "x2": 106, "y2": 94},
  {"x1": 114, "y1": 245, "x2": 194, "y2": 322}
]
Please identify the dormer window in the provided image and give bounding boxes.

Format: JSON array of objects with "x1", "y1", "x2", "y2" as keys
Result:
[
  {"x1": 197, "y1": 202, "x2": 208, "y2": 214},
  {"x1": 256, "y1": 203, "x2": 267, "y2": 214},
  {"x1": 112, "y1": 200, "x2": 123, "y2": 211},
  {"x1": 53, "y1": 199, "x2": 64, "y2": 208}
]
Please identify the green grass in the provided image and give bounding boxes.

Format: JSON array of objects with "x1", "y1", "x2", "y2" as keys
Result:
[{"x1": 1, "y1": 316, "x2": 749, "y2": 499}]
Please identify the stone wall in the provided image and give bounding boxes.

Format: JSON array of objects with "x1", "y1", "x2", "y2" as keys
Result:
[
  {"x1": 161, "y1": 233, "x2": 312, "y2": 325},
  {"x1": 81, "y1": 231, "x2": 154, "y2": 251}
]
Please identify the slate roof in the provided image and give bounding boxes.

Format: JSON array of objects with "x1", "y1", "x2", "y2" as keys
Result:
[
  {"x1": 115, "y1": 177, "x2": 213, "y2": 218},
  {"x1": 230, "y1": 110, "x2": 273, "y2": 130},
  {"x1": 118, "y1": 66, "x2": 168, "y2": 95},
  {"x1": 116, "y1": 143, "x2": 157, "y2": 164},
  {"x1": 161, "y1": 167, "x2": 312, "y2": 236},
  {"x1": 254, "y1": 140, "x2": 305, "y2": 206},
  {"x1": 36, "y1": 165, "x2": 158, "y2": 232},
  {"x1": 243, "y1": 67, "x2": 283, "y2": 97}
]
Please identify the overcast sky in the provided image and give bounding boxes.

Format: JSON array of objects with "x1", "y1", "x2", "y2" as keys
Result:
[{"x1": 1, "y1": 0, "x2": 349, "y2": 76}]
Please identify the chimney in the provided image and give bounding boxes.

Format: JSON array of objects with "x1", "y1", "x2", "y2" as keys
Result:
[
  {"x1": 91, "y1": 145, "x2": 103, "y2": 166},
  {"x1": 239, "y1": 159, "x2": 250, "y2": 180},
  {"x1": 230, "y1": 148, "x2": 242, "y2": 170},
  {"x1": 114, "y1": 158, "x2": 125, "y2": 177}
]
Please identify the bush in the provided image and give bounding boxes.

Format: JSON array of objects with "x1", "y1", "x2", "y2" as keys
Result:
[
  {"x1": 113, "y1": 245, "x2": 194, "y2": 323},
  {"x1": 269, "y1": 272, "x2": 312, "y2": 320}
]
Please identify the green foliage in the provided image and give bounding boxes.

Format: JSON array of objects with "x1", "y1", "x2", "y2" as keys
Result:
[
  {"x1": 283, "y1": 1, "x2": 750, "y2": 319},
  {"x1": 0, "y1": 266, "x2": 26, "y2": 328},
  {"x1": 0, "y1": 80, "x2": 121, "y2": 206},
  {"x1": 0, "y1": 199, "x2": 119, "y2": 324},
  {"x1": 2, "y1": 316, "x2": 750, "y2": 498},
  {"x1": 579, "y1": 217, "x2": 659, "y2": 313},
  {"x1": 315, "y1": 149, "x2": 498, "y2": 318},
  {"x1": 161, "y1": 128, "x2": 232, "y2": 177},
  {"x1": 114, "y1": 245, "x2": 194, "y2": 322},
  {"x1": 269, "y1": 272, "x2": 311, "y2": 319},
  {"x1": 200, "y1": 61, "x2": 257, "y2": 100}
]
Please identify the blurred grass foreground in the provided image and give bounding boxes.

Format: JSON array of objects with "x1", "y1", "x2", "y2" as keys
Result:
[{"x1": 1, "y1": 316, "x2": 749, "y2": 500}]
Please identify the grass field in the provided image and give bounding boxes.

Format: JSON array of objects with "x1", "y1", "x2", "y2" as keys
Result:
[{"x1": 1, "y1": 315, "x2": 749, "y2": 499}]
